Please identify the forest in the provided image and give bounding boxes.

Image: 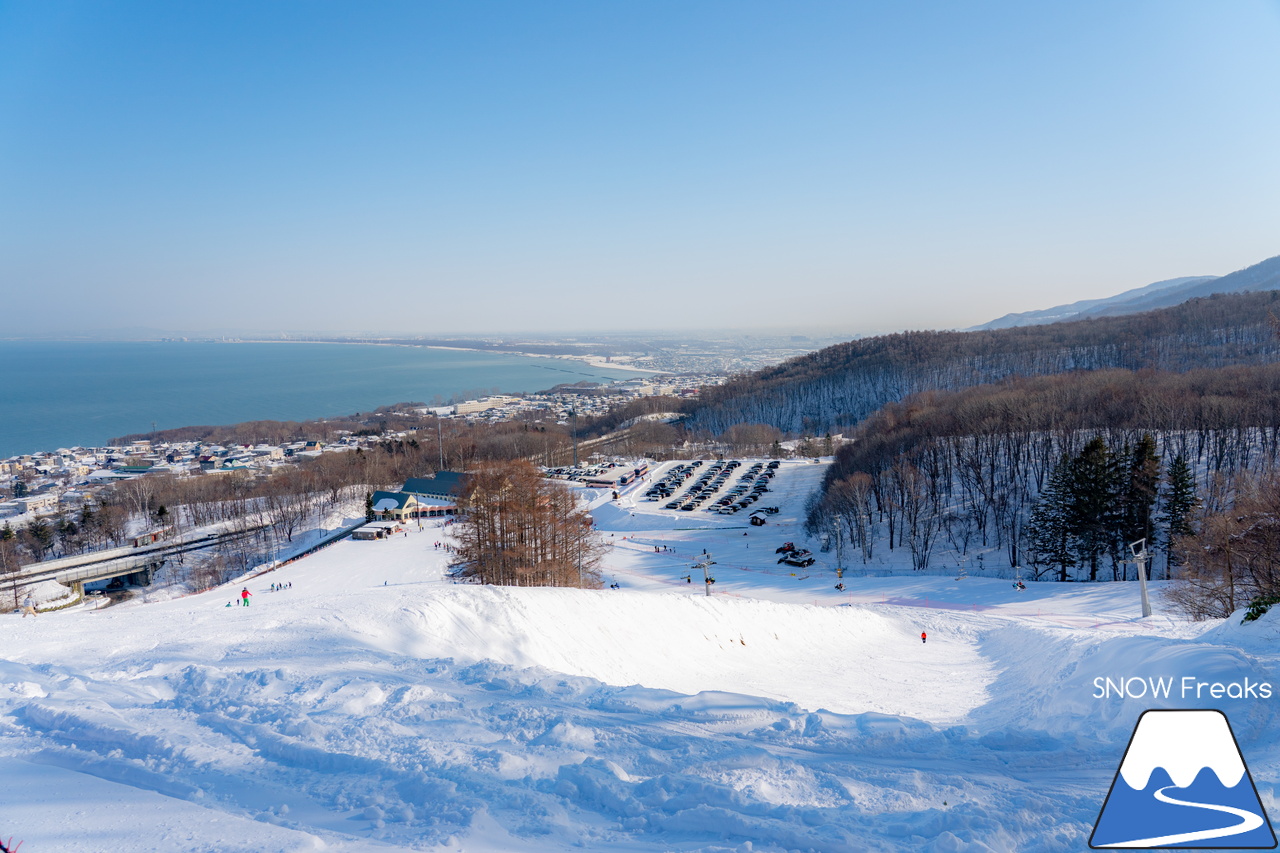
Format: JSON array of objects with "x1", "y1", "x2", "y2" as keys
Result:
[
  {"x1": 684, "y1": 290, "x2": 1280, "y2": 435},
  {"x1": 807, "y1": 364, "x2": 1280, "y2": 617}
]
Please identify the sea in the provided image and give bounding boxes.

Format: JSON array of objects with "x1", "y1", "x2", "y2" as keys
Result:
[{"x1": 0, "y1": 340, "x2": 645, "y2": 458}]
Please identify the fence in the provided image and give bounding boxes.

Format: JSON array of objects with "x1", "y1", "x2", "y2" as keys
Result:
[{"x1": 257, "y1": 520, "x2": 368, "y2": 574}]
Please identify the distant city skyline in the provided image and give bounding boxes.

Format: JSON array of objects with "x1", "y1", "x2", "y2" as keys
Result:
[{"x1": 1, "y1": 1, "x2": 1278, "y2": 336}]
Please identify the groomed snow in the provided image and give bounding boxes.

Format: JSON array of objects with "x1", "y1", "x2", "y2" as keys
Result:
[{"x1": 2, "y1": 459, "x2": 1278, "y2": 852}]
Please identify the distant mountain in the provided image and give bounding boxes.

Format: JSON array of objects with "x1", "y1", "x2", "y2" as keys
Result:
[
  {"x1": 972, "y1": 276, "x2": 1218, "y2": 330},
  {"x1": 972, "y1": 253, "x2": 1280, "y2": 330}
]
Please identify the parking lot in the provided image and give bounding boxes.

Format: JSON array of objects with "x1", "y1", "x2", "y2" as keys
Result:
[{"x1": 637, "y1": 458, "x2": 781, "y2": 521}]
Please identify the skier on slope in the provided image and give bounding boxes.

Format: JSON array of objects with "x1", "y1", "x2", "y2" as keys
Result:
[
  {"x1": 921, "y1": 631, "x2": 927, "y2": 644},
  {"x1": 20, "y1": 594, "x2": 37, "y2": 618},
  {"x1": 241, "y1": 587, "x2": 252, "y2": 607}
]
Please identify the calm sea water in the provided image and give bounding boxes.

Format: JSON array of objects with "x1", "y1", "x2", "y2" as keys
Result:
[{"x1": 0, "y1": 341, "x2": 641, "y2": 458}]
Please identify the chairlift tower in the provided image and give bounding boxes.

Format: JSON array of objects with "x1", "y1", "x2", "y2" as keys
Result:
[
  {"x1": 1129, "y1": 539, "x2": 1153, "y2": 618},
  {"x1": 693, "y1": 554, "x2": 715, "y2": 597}
]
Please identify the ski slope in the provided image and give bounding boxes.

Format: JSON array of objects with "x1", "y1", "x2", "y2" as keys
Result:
[{"x1": 2, "y1": 460, "x2": 1278, "y2": 852}]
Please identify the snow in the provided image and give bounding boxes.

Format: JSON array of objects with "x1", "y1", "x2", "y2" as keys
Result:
[
  {"x1": 1119, "y1": 711, "x2": 1244, "y2": 790},
  {"x1": 2, "y1": 459, "x2": 1278, "y2": 852}
]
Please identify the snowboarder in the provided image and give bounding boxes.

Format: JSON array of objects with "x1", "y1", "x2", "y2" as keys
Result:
[
  {"x1": 921, "y1": 631, "x2": 927, "y2": 644},
  {"x1": 20, "y1": 594, "x2": 37, "y2": 618},
  {"x1": 241, "y1": 587, "x2": 252, "y2": 606}
]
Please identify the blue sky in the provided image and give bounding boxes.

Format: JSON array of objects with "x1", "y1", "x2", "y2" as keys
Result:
[{"x1": 1, "y1": 1, "x2": 1278, "y2": 336}]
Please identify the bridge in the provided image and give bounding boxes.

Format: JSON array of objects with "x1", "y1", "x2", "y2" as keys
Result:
[{"x1": 1, "y1": 524, "x2": 270, "y2": 597}]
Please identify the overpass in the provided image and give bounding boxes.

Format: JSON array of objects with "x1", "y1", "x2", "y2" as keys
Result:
[{"x1": 2, "y1": 524, "x2": 269, "y2": 597}]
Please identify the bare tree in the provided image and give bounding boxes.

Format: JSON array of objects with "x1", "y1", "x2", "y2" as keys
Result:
[{"x1": 451, "y1": 462, "x2": 604, "y2": 588}]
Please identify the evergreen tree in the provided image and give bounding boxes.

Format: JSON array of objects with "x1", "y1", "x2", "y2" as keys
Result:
[
  {"x1": 1068, "y1": 437, "x2": 1116, "y2": 582},
  {"x1": 1117, "y1": 434, "x2": 1160, "y2": 577},
  {"x1": 364, "y1": 492, "x2": 375, "y2": 522},
  {"x1": 26, "y1": 518, "x2": 54, "y2": 557},
  {"x1": 1160, "y1": 454, "x2": 1200, "y2": 577},
  {"x1": 1028, "y1": 455, "x2": 1076, "y2": 582}
]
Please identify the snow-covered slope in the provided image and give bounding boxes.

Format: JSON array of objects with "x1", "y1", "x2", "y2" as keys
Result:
[{"x1": 3, "y1": 461, "x2": 1277, "y2": 852}]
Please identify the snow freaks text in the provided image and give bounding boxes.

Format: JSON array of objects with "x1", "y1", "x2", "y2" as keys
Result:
[{"x1": 1093, "y1": 676, "x2": 1273, "y2": 700}]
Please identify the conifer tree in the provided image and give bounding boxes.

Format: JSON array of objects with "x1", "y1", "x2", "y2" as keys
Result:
[
  {"x1": 1028, "y1": 455, "x2": 1076, "y2": 581},
  {"x1": 1068, "y1": 437, "x2": 1117, "y2": 582},
  {"x1": 1160, "y1": 454, "x2": 1200, "y2": 577},
  {"x1": 1117, "y1": 433, "x2": 1161, "y2": 577}
]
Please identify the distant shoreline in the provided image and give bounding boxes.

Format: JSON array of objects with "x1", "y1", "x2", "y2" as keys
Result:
[
  {"x1": 0, "y1": 340, "x2": 661, "y2": 459},
  {"x1": 237, "y1": 338, "x2": 662, "y2": 376}
]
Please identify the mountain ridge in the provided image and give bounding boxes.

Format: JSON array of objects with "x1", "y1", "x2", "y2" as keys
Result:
[{"x1": 971, "y1": 253, "x2": 1280, "y2": 330}]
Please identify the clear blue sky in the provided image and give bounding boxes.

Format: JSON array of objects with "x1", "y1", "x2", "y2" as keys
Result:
[{"x1": 1, "y1": 1, "x2": 1278, "y2": 336}]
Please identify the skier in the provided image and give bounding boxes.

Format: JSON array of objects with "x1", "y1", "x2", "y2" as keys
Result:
[
  {"x1": 241, "y1": 587, "x2": 252, "y2": 607},
  {"x1": 921, "y1": 631, "x2": 927, "y2": 644},
  {"x1": 20, "y1": 594, "x2": 37, "y2": 618}
]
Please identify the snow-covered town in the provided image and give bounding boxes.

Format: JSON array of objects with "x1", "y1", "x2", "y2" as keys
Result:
[
  {"x1": 0, "y1": 437, "x2": 361, "y2": 523},
  {"x1": 0, "y1": 375, "x2": 716, "y2": 528}
]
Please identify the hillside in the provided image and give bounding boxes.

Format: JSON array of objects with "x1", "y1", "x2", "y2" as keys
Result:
[
  {"x1": 684, "y1": 288, "x2": 1280, "y2": 436},
  {"x1": 805, "y1": 363, "x2": 1280, "y2": 582}
]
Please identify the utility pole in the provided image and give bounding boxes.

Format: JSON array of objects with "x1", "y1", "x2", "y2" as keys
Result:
[
  {"x1": 437, "y1": 418, "x2": 445, "y2": 471},
  {"x1": 1130, "y1": 539, "x2": 1153, "y2": 618},
  {"x1": 571, "y1": 409, "x2": 579, "y2": 468}
]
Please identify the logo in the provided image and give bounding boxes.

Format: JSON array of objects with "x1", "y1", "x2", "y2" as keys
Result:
[{"x1": 1091, "y1": 709, "x2": 1276, "y2": 849}]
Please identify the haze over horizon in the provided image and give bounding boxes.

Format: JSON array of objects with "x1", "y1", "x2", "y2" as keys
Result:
[{"x1": 2, "y1": 1, "x2": 1278, "y2": 337}]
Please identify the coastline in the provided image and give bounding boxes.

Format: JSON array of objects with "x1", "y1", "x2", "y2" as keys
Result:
[
  {"x1": 0, "y1": 340, "x2": 656, "y2": 459},
  {"x1": 237, "y1": 338, "x2": 662, "y2": 376}
]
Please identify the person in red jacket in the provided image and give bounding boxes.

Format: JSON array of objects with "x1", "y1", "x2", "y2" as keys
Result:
[
  {"x1": 241, "y1": 587, "x2": 252, "y2": 607},
  {"x1": 921, "y1": 631, "x2": 927, "y2": 644}
]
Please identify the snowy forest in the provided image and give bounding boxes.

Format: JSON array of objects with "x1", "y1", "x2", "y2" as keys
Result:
[
  {"x1": 685, "y1": 289, "x2": 1280, "y2": 435},
  {"x1": 806, "y1": 364, "x2": 1280, "y2": 617}
]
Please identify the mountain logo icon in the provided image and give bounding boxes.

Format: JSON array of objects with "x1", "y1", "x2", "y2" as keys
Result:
[{"x1": 1091, "y1": 709, "x2": 1276, "y2": 849}]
